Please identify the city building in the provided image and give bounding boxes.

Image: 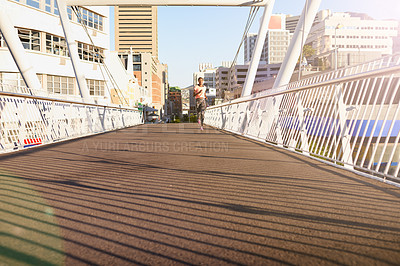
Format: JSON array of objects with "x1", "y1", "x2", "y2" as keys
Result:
[
  {"x1": 168, "y1": 87, "x2": 182, "y2": 118},
  {"x1": 193, "y1": 63, "x2": 216, "y2": 88},
  {"x1": 285, "y1": 10, "x2": 324, "y2": 34},
  {"x1": 215, "y1": 63, "x2": 281, "y2": 100},
  {"x1": 181, "y1": 85, "x2": 195, "y2": 116},
  {"x1": 118, "y1": 51, "x2": 168, "y2": 113},
  {"x1": 115, "y1": 5, "x2": 168, "y2": 116},
  {"x1": 0, "y1": 0, "x2": 121, "y2": 105},
  {"x1": 244, "y1": 14, "x2": 292, "y2": 65},
  {"x1": 114, "y1": 6, "x2": 158, "y2": 57},
  {"x1": 244, "y1": 33, "x2": 258, "y2": 64},
  {"x1": 306, "y1": 10, "x2": 398, "y2": 69},
  {"x1": 393, "y1": 24, "x2": 400, "y2": 54},
  {"x1": 285, "y1": 15, "x2": 300, "y2": 33}
]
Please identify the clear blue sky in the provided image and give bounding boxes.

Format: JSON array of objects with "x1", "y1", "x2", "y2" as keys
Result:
[{"x1": 109, "y1": 0, "x2": 399, "y2": 88}]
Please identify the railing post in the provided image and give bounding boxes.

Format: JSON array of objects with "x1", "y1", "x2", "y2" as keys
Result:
[
  {"x1": 335, "y1": 84, "x2": 353, "y2": 168},
  {"x1": 297, "y1": 96, "x2": 310, "y2": 155}
]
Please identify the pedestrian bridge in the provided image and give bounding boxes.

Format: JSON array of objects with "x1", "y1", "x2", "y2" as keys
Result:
[
  {"x1": 1, "y1": 53, "x2": 400, "y2": 265},
  {"x1": 1, "y1": 123, "x2": 400, "y2": 265}
]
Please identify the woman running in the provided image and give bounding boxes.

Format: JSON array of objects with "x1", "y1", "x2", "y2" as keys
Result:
[{"x1": 193, "y1": 77, "x2": 207, "y2": 130}]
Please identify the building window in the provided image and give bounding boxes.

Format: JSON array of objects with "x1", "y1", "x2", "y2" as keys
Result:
[
  {"x1": 78, "y1": 7, "x2": 104, "y2": 31},
  {"x1": 87, "y1": 79, "x2": 105, "y2": 96},
  {"x1": 46, "y1": 34, "x2": 68, "y2": 56},
  {"x1": 0, "y1": 72, "x2": 26, "y2": 88},
  {"x1": 67, "y1": 7, "x2": 73, "y2": 20},
  {"x1": 53, "y1": 0, "x2": 59, "y2": 15},
  {"x1": 18, "y1": 29, "x2": 40, "y2": 51},
  {"x1": 133, "y1": 64, "x2": 141, "y2": 71},
  {"x1": 47, "y1": 75, "x2": 74, "y2": 95},
  {"x1": 77, "y1": 42, "x2": 104, "y2": 63},
  {"x1": 133, "y1": 54, "x2": 141, "y2": 62},
  {"x1": 45, "y1": 0, "x2": 51, "y2": 12},
  {"x1": 26, "y1": 0, "x2": 40, "y2": 8}
]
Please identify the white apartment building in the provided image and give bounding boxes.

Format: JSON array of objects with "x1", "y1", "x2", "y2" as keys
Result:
[
  {"x1": 264, "y1": 30, "x2": 292, "y2": 64},
  {"x1": 245, "y1": 31, "x2": 291, "y2": 64},
  {"x1": 0, "y1": 0, "x2": 131, "y2": 105},
  {"x1": 244, "y1": 14, "x2": 292, "y2": 65},
  {"x1": 306, "y1": 11, "x2": 398, "y2": 69}
]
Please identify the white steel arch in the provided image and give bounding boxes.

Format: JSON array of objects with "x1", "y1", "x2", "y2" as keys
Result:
[{"x1": 65, "y1": 0, "x2": 269, "y2": 6}]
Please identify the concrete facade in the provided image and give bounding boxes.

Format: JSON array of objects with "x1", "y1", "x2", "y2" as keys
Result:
[
  {"x1": 306, "y1": 11, "x2": 398, "y2": 69},
  {"x1": 0, "y1": 0, "x2": 117, "y2": 104},
  {"x1": 216, "y1": 63, "x2": 281, "y2": 100},
  {"x1": 244, "y1": 14, "x2": 292, "y2": 65}
]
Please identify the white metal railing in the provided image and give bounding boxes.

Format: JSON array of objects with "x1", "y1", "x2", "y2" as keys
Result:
[
  {"x1": 206, "y1": 54, "x2": 400, "y2": 184},
  {"x1": 0, "y1": 89, "x2": 143, "y2": 153},
  {"x1": 0, "y1": 82, "x2": 49, "y2": 96}
]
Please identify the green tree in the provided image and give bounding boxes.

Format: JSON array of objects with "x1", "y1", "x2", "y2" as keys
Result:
[
  {"x1": 298, "y1": 45, "x2": 316, "y2": 64},
  {"x1": 303, "y1": 45, "x2": 316, "y2": 59}
]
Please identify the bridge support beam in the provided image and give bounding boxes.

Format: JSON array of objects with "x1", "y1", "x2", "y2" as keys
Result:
[
  {"x1": 273, "y1": 0, "x2": 321, "y2": 89},
  {"x1": 66, "y1": 0, "x2": 269, "y2": 6},
  {"x1": 0, "y1": 0, "x2": 42, "y2": 90},
  {"x1": 56, "y1": 0, "x2": 92, "y2": 103},
  {"x1": 241, "y1": 0, "x2": 275, "y2": 97}
]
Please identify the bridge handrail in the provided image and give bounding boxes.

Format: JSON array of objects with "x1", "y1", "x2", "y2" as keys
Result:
[
  {"x1": 205, "y1": 54, "x2": 400, "y2": 184},
  {"x1": 208, "y1": 64, "x2": 400, "y2": 110},
  {"x1": 0, "y1": 90, "x2": 138, "y2": 111},
  {"x1": 0, "y1": 85, "x2": 143, "y2": 154}
]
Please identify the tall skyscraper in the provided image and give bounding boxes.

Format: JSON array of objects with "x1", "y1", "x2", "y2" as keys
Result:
[{"x1": 114, "y1": 6, "x2": 158, "y2": 57}]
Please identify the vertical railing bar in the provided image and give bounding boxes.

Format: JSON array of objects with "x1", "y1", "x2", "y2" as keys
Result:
[
  {"x1": 290, "y1": 92, "x2": 304, "y2": 149},
  {"x1": 301, "y1": 84, "x2": 324, "y2": 151},
  {"x1": 316, "y1": 71, "x2": 341, "y2": 158},
  {"x1": 353, "y1": 77, "x2": 386, "y2": 165},
  {"x1": 307, "y1": 85, "x2": 330, "y2": 155},
  {"x1": 314, "y1": 84, "x2": 338, "y2": 157},
  {"x1": 293, "y1": 90, "x2": 310, "y2": 149},
  {"x1": 326, "y1": 70, "x2": 354, "y2": 162},
  {"x1": 280, "y1": 93, "x2": 296, "y2": 146},
  {"x1": 285, "y1": 93, "x2": 301, "y2": 148},
  {"x1": 393, "y1": 144, "x2": 400, "y2": 178},
  {"x1": 360, "y1": 74, "x2": 394, "y2": 167},
  {"x1": 343, "y1": 77, "x2": 375, "y2": 165},
  {"x1": 263, "y1": 98, "x2": 274, "y2": 141},
  {"x1": 274, "y1": 95, "x2": 286, "y2": 145},
  {"x1": 284, "y1": 90, "x2": 305, "y2": 147},
  {"x1": 249, "y1": 99, "x2": 259, "y2": 137},
  {"x1": 336, "y1": 77, "x2": 365, "y2": 162},
  {"x1": 264, "y1": 99, "x2": 273, "y2": 142},
  {"x1": 301, "y1": 85, "x2": 323, "y2": 148},
  {"x1": 372, "y1": 77, "x2": 400, "y2": 171},
  {"x1": 383, "y1": 99, "x2": 400, "y2": 177},
  {"x1": 325, "y1": 69, "x2": 346, "y2": 161},
  {"x1": 268, "y1": 96, "x2": 283, "y2": 143}
]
